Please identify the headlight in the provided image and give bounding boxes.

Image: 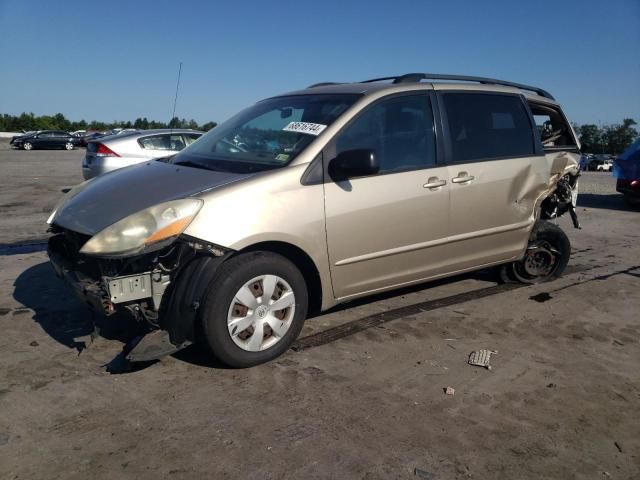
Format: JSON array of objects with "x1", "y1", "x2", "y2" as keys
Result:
[
  {"x1": 47, "y1": 178, "x2": 96, "y2": 225},
  {"x1": 79, "y1": 198, "x2": 203, "y2": 256}
]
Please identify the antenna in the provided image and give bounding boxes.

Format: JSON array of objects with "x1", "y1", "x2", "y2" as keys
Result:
[{"x1": 170, "y1": 62, "x2": 183, "y2": 129}]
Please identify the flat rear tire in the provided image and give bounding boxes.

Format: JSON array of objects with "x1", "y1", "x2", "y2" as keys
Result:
[{"x1": 500, "y1": 221, "x2": 570, "y2": 284}]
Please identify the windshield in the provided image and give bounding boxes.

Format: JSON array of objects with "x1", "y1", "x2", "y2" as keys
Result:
[{"x1": 172, "y1": 94, "x2": 361, "y2": 173}]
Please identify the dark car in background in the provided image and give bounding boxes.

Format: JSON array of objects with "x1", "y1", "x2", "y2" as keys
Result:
[
  {"x1": 10, "y1": 130, "x2": 80, "y2": 150},
  {"x1": 614, "y1": 138, "x2": 640, "y2": 205}
]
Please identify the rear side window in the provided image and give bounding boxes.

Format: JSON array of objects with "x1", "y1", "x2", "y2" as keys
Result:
[
  {"x1": 139, "y1": 134, "x2": 186, "y2": 150},
  {"x1": 183, "y1": 133, "x2": 201, "y2": 145},
  {"x1": 441, "y1": 93, "x2": 535, "y2": 162},
  {"x1": 336, "y1": 94, "x2": 436, "y2": 174},
  {"x1": 530, "y1": 103, "x2": 577, "y2": 150}
]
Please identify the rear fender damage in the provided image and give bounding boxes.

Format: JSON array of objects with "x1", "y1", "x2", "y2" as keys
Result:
[
  {"x1": 505, "y1": 152, "x2": 580, "y2": 229},
  {"x1": 537, "y1": 152, "x2": 581, "y2": 229}
]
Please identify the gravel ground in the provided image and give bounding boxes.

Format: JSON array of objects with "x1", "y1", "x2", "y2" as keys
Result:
[{"x1": 0, "y1": 144, "x2": 639, "y2": 479}]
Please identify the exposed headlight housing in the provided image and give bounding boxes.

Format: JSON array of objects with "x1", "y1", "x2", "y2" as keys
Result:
[{"x1": 79, "y1": 198, "x2": 203, "y2": 257}]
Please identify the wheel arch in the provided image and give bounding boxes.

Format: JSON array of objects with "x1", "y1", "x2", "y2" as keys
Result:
[{"x1": 238, "y1": 241, "x2": 324, "y2": 315}]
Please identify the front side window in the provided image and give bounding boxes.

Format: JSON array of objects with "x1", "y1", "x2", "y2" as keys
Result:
[
  {"x1": 335, "y1": 94, "x2": 436, "y2": 173},
  {"x1": 442, "y1": 93, "x2": 535, "y2": 162},
  {"x1": 172, "y1": 94, "x2": 361, "y2": 173}
]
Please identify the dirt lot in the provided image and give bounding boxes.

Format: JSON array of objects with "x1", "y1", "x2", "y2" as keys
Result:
[{"x1": 0, "y1": 142, "x2": 639, "y2": 479}]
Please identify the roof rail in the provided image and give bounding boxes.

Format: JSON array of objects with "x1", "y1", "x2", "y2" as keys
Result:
[
  {"x1": 307, "y1": 82, "x2": 344, "y2": 88},
  {"x1": 360, "y1": 73, "x2": 555, "y2": 100}
]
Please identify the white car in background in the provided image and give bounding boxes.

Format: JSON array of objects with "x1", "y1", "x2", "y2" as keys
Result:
[
  {"x1": 596, "y1": 159, "x2": 613, "y2": 172},
  {"x1": 82, "y1": 129, "x2": 202, "y2": 179}
]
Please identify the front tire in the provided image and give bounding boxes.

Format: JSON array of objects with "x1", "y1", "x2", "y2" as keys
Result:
[
  {"x1": 500, "y1": 221, "x2": 571, "y2": 284},
  {"x1": 201, "y1": 251, "x2": 308, "y2": 367},
  {"x1": 65, "y1": 142, "x2": 74, "y2": 150},
  {"x1": 23, "y1": 142, "x2": 33, "y2": 151}
]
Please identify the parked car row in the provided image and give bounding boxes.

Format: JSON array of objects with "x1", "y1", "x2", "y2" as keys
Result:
[
  {"x1": 10, "y1": 129, "x2": 203, "y2": 177},
  {"x1": 584, "y1": 154, "x2": 615, "y2": 172}
]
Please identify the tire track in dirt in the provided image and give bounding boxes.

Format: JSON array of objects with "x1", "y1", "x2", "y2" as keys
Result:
[{"x1": 291, "y1": 262, "x2": 638, "y2": 352}]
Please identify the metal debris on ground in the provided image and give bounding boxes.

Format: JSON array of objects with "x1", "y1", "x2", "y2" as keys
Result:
[
  {"x1": 414, "y1": 467, "x2": 434, "y2": 479},
  {"x1": 468, "y1": 349, "x2": 498, "y2": 370},
  {"x1": 445, "y1": 386, "x2": 455, "y2": 395}
]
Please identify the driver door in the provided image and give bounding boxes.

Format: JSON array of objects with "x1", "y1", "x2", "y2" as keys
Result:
[{"x1": 324, "y1": 93, "x2": 451, "y2": 299}]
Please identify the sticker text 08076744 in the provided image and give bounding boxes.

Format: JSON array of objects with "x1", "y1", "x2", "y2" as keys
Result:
[{"x1": 282, "y1": 122, "x2": 327, "y2": 136}]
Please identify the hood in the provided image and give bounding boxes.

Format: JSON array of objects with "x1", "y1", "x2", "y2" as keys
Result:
[{"x1": 53, "y1": 161, "x2": 251, "y2": 235}]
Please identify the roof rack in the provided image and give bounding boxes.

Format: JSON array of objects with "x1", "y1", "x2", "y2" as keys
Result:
[
  {"x1": 360, "y1": 73, "x2": 555, "y2": 100},
  {"x1": 307, "y1": 82, "x2": 344, "y2": 88}
]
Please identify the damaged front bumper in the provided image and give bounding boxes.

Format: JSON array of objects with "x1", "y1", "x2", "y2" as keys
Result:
[
  {"x1": 47, "y1": 230, "x2": 229, "y2": 361},
  {"x1": 48, "y1": 235, "x2": 169, "y2": 317},
  {"x1": 48, "y1": 246, "x2": 110, "y2": 314}
]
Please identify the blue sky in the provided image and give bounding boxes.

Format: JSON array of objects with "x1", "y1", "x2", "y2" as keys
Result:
[{"x1": 1, "y1": 0, "x2": 638, "y2": 126}]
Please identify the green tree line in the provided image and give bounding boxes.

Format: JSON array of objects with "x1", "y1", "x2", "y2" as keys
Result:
[
  {"x1": 574, "y1": 118, "x2": 637, "y2": 154},
  {"x1": 0, "y1": 112, "x2": 217, "y2": 133}
]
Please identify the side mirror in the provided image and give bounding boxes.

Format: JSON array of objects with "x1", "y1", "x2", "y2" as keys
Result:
[{"x1": 329, "y1": 149, "x2": 379, "y2": 179}]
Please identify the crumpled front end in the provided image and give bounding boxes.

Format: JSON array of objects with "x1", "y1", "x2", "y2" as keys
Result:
[{"x1": 47, "y1": 226, "x2": 231, "y2": 361}]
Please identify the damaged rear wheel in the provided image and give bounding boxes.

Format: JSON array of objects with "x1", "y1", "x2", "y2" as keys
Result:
[
  {"x1": 500, "y1": 221, "x2": 570, "y2": 284},
  {"x1": 201, "y1": 251, "x2": 308, "y2": 368}
]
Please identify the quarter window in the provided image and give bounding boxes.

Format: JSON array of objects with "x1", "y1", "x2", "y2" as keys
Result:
[
  {"x1": 336, "y1": 94, "x2": 436, "y2": 173},
  {"x1": 441, "y1": 93, "x2": 535, "y2": 162}
]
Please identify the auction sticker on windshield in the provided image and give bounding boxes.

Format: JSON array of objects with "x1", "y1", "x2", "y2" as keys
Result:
[{"x1": 283, "y1": 122, "x2": 327, "y2": 136}]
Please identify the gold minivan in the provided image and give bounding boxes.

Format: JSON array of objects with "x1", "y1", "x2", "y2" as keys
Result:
[{"x1": 47, "y1": 73, "x2": 581, "y2": 367}]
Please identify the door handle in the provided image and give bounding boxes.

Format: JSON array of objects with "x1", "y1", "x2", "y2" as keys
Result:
[
  {"x1": 423, "y1": 177, "x2": 447, "y2": 189},
  {"x1": 452, "y1": 172, "x2": 475, "y2": 184}
]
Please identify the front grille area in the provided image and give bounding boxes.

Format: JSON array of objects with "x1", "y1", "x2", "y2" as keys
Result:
[
  {"x1": 48, "y1": 227, "x2": 101, "y2": 279},
  {"x1": 52, "y1": 227, "x2": 91, "y2": 259}
]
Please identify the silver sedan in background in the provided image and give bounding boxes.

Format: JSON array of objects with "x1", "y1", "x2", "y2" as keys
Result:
[{"x1": 82, "y1": 129, "x2": 203, "y2": 179}]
